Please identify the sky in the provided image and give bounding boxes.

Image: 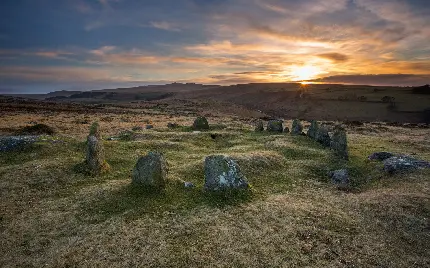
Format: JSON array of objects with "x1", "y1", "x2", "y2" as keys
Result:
[{"x1": 1, "y1": 0, "x2": 430, "y2": 93}]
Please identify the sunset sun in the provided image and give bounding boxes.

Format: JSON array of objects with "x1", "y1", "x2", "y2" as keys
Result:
[{"x1": 290, "y1": 65, "x2": 323, "y2": 81}]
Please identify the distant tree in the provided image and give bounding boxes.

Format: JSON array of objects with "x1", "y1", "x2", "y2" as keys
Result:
[
  {"x1": 358, "y1": 96, "x2": 367, "y2": 102},
  {"x1": 423, "y1": 108, "x2": 430, "y2": 123},
  {"x1": 382, "y1": 96, "x2": 395, "y2": 103},
  {"x1": 412, "y1": 84, "x2": 430, "y2": 94}
]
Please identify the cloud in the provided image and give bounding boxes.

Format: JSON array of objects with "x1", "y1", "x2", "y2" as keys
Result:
[
  {"x1": 149, "y1": 21, "x2": 181, "y2": 32},
  {"x1": 317, "y1": 53, "x2": 349, "y2": 62},
  {"x1": 309, "y1": 74, "x2": 430, "y2": 86}
]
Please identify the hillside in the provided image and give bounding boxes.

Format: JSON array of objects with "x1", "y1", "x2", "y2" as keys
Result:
[{"x1": 3, "y1": 83, "x2": 430, "y2": 123}]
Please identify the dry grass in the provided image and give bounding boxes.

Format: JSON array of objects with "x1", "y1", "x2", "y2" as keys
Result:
[{"x1": 1, "y1": 107, "x2": 429, "y2": 267}]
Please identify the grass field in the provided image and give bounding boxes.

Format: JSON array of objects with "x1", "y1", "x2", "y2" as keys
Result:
[{"x1": 1, "y1": 109, "x2": 430, "y2": 267}]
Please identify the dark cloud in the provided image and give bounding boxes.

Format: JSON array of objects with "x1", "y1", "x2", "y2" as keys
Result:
[
  {"x1": 316, "y1": 53, "x2": 349, "y2": 62},
  {"x1": 309, "y1": 74, "x2": 430, "y2": 86}
]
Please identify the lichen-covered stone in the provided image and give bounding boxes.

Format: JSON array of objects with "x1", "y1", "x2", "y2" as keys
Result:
[
  {"x1": 383, "y1": 156, "x2": 430, "y2": 174},
  {"x1": 315, "y1": 127, "x2": 331, "y2": 147},
  {"x1": 255, "y1": 120, "x2": 264, "y2": 132},
  {"x1": 330, "y1": 126, "x2": 349, "y2": 160},
  {"x1": 291, "y1": 119, "x2": 303, "y2": 135},
  {"x1": 307, "y1": 120, "x2": 319, "y2": 139},
  {"x1": 89, "y1": 122, "x2": 102, "y2": 140},
  {"x1": 132, "y1": 152, "x2": 168, "y2": 188},
  {"x1": 204, "y1": 155, "x2": 249, "y2": 191},
  {"x1": 193, "y1": 116, "x2": 209, "y2": 130},
  {"x1": 86, "y1": 135, "x2": 108, "y2": 175},
  {"x1": 0, "y1": 136, "x2": 38, "y2": 152},
  {"x1": 328, "y1": 169, "x2": 350, "y2": 190},
  {"x1": 267, "y1": 120, "x2": 283, "y2": 132}
]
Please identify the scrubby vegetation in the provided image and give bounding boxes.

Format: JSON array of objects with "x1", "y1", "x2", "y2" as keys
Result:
[{"x1": 1, "y1": 106, "x2": 429, "y2": 267}]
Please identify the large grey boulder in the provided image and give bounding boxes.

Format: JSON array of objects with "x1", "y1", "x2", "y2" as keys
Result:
[
  {"x1": 132, "y1": 152, "x2": 168, "y2": 188},
  {"x1": 291, "y1": 119, "x2": 303, "y2": 135},
  {"x1": 255, "y1": 120, "x2": 264, "y2": 132},
  {"x1": 204, "y1": 155, "x2": 249, "y2": 191},
  {"x1": 267, "y1": 120, "x2": 283, "y2": 133},
  {"x1": 86, "y1": 135, "x2": 109, "y2": 175},
  {"x1": 193, "y1": 117, "x2": 209, "y2": 130},
  {"x1": 0, "y1": 136, "x2": 38, "y2": 152},
  {"x1": 307, "y1": 120, "x2": 319, "y2": 139},
  {"x1": 383, "y1": 155, "x2": 430, "y2": 174},
  {"x1": 330, "y1": 126, "x2": 349, "y2": 160},
  {"x1": 328, "y1": 169, "x2": 350, "y2": 190},
  {"x1": 315, "y1": 127, "x2": 331, "y2": 147}
]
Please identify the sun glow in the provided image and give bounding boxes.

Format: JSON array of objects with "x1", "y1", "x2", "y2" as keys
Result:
[{"x1": 290, "y1": 65, "x2": 323, "y2": 81}]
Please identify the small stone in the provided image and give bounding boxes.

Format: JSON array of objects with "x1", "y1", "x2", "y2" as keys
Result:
[
  {"x1": 132, "y1": 152, "x2": 168, "y2": 188},
  {"x1": 132, "y1": 126, "x2": 143, "y2": 131},
  {"x1": 330, "y1": 125, "x2": 349, "y2": 160},
  {"x1": 255, "y1": 120, "x2": 264, "y2": 132},
  {"x1": 267, "y1": 120, "x2": 283, "y2": 132},
  {"x1": 184, "y1": 182, "x2": 195, "y2": 188},
  {"x1": 328, "y1": 169, "x2": 350, "y2": 190},
  {"x1": 315, "y1": 127, "x2": 331, "y2": 147},
  {"x1": 193, "y1": 116, "x2": 209, "y2": 130},
  {"x1": 167, "y1": 123, "x2": 179, "y2": 129},
  {"x1": 307, "y1": 120, "x2": 319, "y2": 139},
  {"x1": 204, "y1": 155, "x2": 249, "y2": 191},
  {"x1": 291, "y1": 119, "x2": 303, "y2": 135}
]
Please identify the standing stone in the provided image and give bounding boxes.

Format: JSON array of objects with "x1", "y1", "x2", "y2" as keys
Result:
[
  {"x1": 132, "y1": 152, "x2": 168, "y2": 188},
  {"x1": 89, "y1": 122, "x2": 102, "y2": 140},
  {"x1": 267, "y1": 120, "x2": 283, "y2": 132},
  {"x1": 307, "y1": 120, "x2": 319, "y2": 139},
  {"x1": 255, "y1": 120, "x2": 264, "y2": 132},
  {"x1": 86, "y1": 135, "x2": 108, "y2": 175},
  {"x1": 291, "y1": 119, "x2": 303, "y2": 135},
  {"x1": 204, "y1": 155, "x2": 249, "y2": 191},
  {"x1": 331, "y1": 126, "x2": 349, "y2": 160},
  {"x1": 193, "y1": 116, "x2": 209, "y2": 130},
  {"x1": 316, "y1": 126, "x2": 331, "y2": 147}
]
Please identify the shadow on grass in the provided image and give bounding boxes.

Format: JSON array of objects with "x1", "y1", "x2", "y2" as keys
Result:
[{"x1": 79, "y1": 183, "x2": 254, "y2": 224}]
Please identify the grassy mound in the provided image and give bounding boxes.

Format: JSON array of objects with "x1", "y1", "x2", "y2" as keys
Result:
[{"x1": 17, "y1": 124, "x2": 55, "y2": 135}]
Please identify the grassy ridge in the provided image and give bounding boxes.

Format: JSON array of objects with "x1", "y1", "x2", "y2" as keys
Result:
[{"x1": 1, "y1": 126, "x2": 429, "y2": 267}]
